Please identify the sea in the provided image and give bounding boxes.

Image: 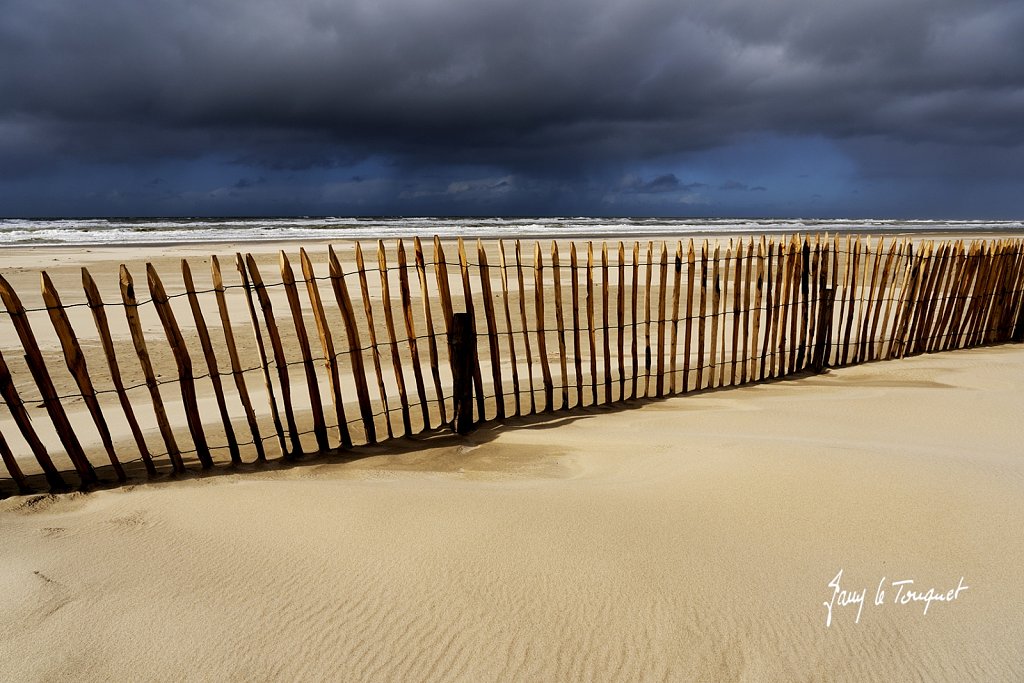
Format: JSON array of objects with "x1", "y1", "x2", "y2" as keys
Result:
[{"x1": 2, "y1": 216, "x2": 1023, "y2": 247}]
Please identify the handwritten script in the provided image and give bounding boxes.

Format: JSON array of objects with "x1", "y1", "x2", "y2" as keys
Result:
[{"x1": 823, "y1": 569, "x2": 968, "y2": 627}]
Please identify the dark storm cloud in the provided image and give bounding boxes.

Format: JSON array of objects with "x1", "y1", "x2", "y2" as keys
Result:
[
  {"x1": 1, "y1": 0, "x2": 1023, "y2": 181},
  {"x1": 622, "y1": 174, "x2": 706, "y2": 194},
  {"x1": 719, "y1": 181, "x2": 766, "y2": 192}
]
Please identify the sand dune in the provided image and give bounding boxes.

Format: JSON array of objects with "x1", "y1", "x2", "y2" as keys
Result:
[{"x1": 2, "y1": 345, "x2": 1022, "y2": 680}]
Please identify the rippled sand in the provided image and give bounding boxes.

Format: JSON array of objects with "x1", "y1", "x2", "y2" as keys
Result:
[{"x1": 2, "y1": 346, "x2": 1023, "y2": 680}]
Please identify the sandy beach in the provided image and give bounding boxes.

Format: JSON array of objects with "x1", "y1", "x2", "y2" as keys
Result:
[
  {"x1": 1, "y1": 238, "x2": 1023, "y2": 680},
  {"x1": 0, "y1": 342, "x2": 1021, "y2": 679}
]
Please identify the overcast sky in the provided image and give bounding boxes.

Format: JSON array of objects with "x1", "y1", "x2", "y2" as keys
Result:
[{"x1": 1, "y1": 0, "x2": 1022, "y2": 218}]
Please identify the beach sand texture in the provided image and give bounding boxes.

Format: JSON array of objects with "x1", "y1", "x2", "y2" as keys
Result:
[
  {"x1": 1, "y1": 344, "x2": 1022, "y2": 680},
  {"x1": 1, "y1": 238, "x2": 1023, "y2": 680}
]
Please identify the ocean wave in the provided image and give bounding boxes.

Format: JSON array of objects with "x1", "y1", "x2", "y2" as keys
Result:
[{"x1": 1, "y1": 217, "x2": 1022, "y2": 247}]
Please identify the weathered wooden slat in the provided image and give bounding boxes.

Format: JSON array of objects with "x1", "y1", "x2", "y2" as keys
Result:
[
  {"x1": 41, "y1": 272, "x2": 127, "y2": 480},
  {"x1": 960, "y1": 243, "x2": 990, "y2": 348},
  {"x1": 146, "y1": 264, "x2": 213, "y2": 468},
  {"x1": 931, "y1": 242, "x2": 965, "y2": 352},
  {"x1": 683, "y1": 240, "x2": 696, "y2": 393},
  {"x1": 818, "y1": 240, "x2": 832, "y2": 365},
  {"x1": 985, "y1": 242, "x2": 1014, "y2": 342},
  {"x1": 974, "y1": 242, "x2": 1002, "y2": 345},
  {"x1": 731, "y1": 241, "x2": 744, "y2": 385},
  {"x1": 630, "y1": 242, "x2": 640, "y2": 399},
  {"x1": 534, "y1": 242, "x2": 554, "y2": 412},
  {"x1": 865, "y1": 240, "x2": 896, "y2": 361},
  {"x1": 889, "y1": 242, "x2": 918, "y2": 358},
  {"x1": 456, "y1": 239, "x2": 486, "y2": 421},
  {"x1": 327, "y1": 246, "x2": 376, "y2": 443},
  {"x1": 795, "y1": 238, "x2": 811, "y2": 371},
  {"x1": 279, "y1": 252, "x2": 330, "y2": 452},
  {"x1": 614, "y1": 241, "x2": 622, "y2": 401},
  {"x1": 643, "y1": 242, "x2": 654, "y2": 396},
  {"x1": 759, "y1": 239, "x2": 775, "y2": 378},
  {"x1": 601, "y1": 243, "x2": 613, "y2": 403},
  {"x1": 415, "y1": 237, "x2": 448, "y2": 424},
  {"x1": 717, "y1": 243, "x2": 730, "y2": 388},
  {"x1": 235, "y1": 253, "x2": 287, "y2": 457},
  {"x1": 210, "y1": 256, "x2": 267, "y2": 461},
  {"x1": 550, "y1": 243, "x2": 570, "y2": 410},
  {"x1": 0, "y1": 347, "x2": 65, "y2": 489},
  {"x1": 773, "y1": 236, "x2": 789, "y2": 376},
  {"x1": 476, "y1": 240, "x2": 505, "y2": 419},
  {"x1": 833, "y1": 236, "x2": 852, "y2": 366},
  {"x1": 854, "y1": 237, "x2": 877, "y2": 362},
  {"x1": 81, "y1": 268, "x2": 158, "y2": 475},
  {"x1": 696, "y1": 240, "x2": 709, "y2": 390},
  {"x1": 740, "y1": 239, "x2": 754, "y2": 384},
  {"x1": 433, "y1": 238, "x2": 458, "y2": 421},
  {"x1": 513, "y1": 240, "x2": 537, "y2": 414},
  {"x1": 877, "y1": 243, "x2": 907, "y2": 358},
  {"x1": 973, "y1": 241, "x2": 1002, "y2": 345},
  {"x1": 586, "y1": 242, "x2": 599, "y2": 405},
  {"x1": 906, "y1": 242, "x2": 939, "y2": 355},
  {"x1": 960, "y1": 242, "x2": 988, "y2": 347},
  {"x1": 989, "y1": 242, "x2": 1016, "y2": 342},
  {"x1": 298, "y1": 249, "x2": 352, "y2": 449},
  {"x1": 354, "y1": 242, "x2": 394, "y2": 440},
  {"x1": 856, "y1": 238, "x2": 883, "y2": 362},
  {"x1": 915, "y1": 242, "x2": 946, "y2": 354},
  {"x1": 771, "y1": 240, "x2": 789, "y2": 376},
  {"x1": 655, "y1": 242, "x2": 668, "y2": 396},
  {"x1": 776, "y1": 239, "x2": 794, "y2": 376},
  {"x1": 668, "y1": 241, "x2": 682, "y2": 394},
  {"x1": 891, "y1": 243, "x2": 922, "y2": 359},
  {"x1": 921, "y1": 239, "x2": 947, "y2": 351},
  {"x1": 934, "y1": 241, "x2": 965, "y2": 346},
  {"x1": 245, "y1": 255, "x2": 302, "y2": 455},
  {"x1": 118, "y1": 265, "x2": 186, "y2": 474},
  {"x1": 786, "y1": 237, "x2": 802, "y2": 373},
  {"x1": 377, "y1": 241, "x2": 413, "y2": 437},
  {"x1": 399, "y1": 241, "x2": 431, "y2": 431},
  {"x1": 0, "y1": 275, "x2": 99, "y2": 487},
  {"x1": 807, "y1": 235, "x2": 822, "y2": 365},
  {"x1": 495, "y1": 240, "x2": 520, "y2": 413},
  {"x1": 180, "y1": 260, "x2": 241, "y2": 464},
  {"x1": 850, "y1": 236, "x2": 870, "y2": 364},
  {"x1": 433, "y1": 237, "x2": 455, "y2": 331},
  {"x1": 750, "y1": 239, "x2": 765, "y2": 382},
  {"x1": 787, "y1": 237, "x2": 802, "y2": 373},
  {"x1": 917, "y1": 243, "x2": 952, "y2": 352},
  {"x1": 709, "y1": 243, "x2": 722, "y2": 388},
  {"x1": 569, "y1": 243, "x2": 584, "y2": 407},
  {"x1": 495, "y1": 239, "x2": 520, "y2": 416},
  {"x1": 960, "y1": 243, "x2": 988, "y2": 347}
]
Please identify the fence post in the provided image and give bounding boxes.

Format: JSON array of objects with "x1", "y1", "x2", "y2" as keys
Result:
[
  {"x1": 812, "y1": 287, "x2": 835, "y2": 373},
  {"x1": 450, "y1": 312, "x2": 477, "y2": 435}
]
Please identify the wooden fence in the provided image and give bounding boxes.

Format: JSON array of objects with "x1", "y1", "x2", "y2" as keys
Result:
[{"x1": 2, "y1": 234, "x2": 1023, "y2": 495}]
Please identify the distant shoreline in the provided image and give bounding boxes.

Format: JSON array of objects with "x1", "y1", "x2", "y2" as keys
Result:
[
  {"x1": 3, "y1": 216, "x2": 1024, "y2": 249},
  {"x1": 4, "y1": 228, "x2": 1024, "y2": 251}
]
